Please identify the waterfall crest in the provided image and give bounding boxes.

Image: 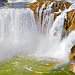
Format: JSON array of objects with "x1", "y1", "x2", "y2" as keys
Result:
[
  {"x1": 8, "y1": 0, "x2": 36, "y2": 3},
  {"x1": 0, "y1": 8, "x2": 39, "y2": 62},
  {"x1": 0, "y1": 8, "x2": 36, "y2": 41}
]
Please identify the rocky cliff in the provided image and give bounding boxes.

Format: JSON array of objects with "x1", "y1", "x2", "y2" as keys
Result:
[{"x1": 27, "y1": 0, "x2": 75, "y2": 73}]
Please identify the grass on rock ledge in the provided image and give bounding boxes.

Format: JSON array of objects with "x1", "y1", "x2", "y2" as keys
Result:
[{"x1": 0, "y1": 56, "x2": 74, "y2": 75}]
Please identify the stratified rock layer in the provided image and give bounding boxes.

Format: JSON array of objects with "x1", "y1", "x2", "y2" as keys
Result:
[{"x1": 28, "y1": 1, "x2": 75, "y2": 73}]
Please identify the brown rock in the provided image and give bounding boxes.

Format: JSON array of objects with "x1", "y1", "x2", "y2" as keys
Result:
[
  {"x1": 27, "y1": 0, "x2": 71, "y2": 16},
  {"x1": 27, "y1": 2, "x2": 39, "y2": 15},
  {"x1": 27, "y1": 0, "x2": 73, "y2": 34},
  {"x1": 69, "y1": 64, "x2": 75, "y2": 73},
  {"x1": 64, "y1": 10, "x2": 75, "y2": 33},
  {"x1": 69, "y1": 46, "x2": 75, "y2": 61},
  {"x1": 68, "y1": 10, "x2": 75, "y2": 32},
  {"x1": 69, "y1": 46, "x2": 75, "y2": 73},
  {"x1": 49, "y1": 1, "x2": 71, "y2": 12}
]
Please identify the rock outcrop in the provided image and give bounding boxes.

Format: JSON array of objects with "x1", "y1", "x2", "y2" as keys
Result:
[
  {"x1": 28, "y1": 1, "x2": 75, "y2": 69},
  {"x1": 27, "y1": 0, "x2": 75, "y2": 37},
  {"x1": 27, "y1": 1, "x2": 72, "y2": 34},
  {"x1": 69, "y1": 45, "x2": 75, "y2": 73},
  {"x1": 70, "y1": 46, "x2": 75, "y2": 61},
  {"x1": 27, "y1": 1, "x2": 71, "y2": 15},
  {"x1": 69, "y1": 63, "x2": 75, "y2": 73}
]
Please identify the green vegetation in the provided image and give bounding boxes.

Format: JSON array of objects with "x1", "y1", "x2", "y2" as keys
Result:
[
  {"x1": 4, "y1": 2, "x2": 12, "y2": 6},
  {"x1": 0, "y1": 56, "x2": 74, "y2": 75}
]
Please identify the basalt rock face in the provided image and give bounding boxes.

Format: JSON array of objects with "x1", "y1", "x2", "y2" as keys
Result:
[
  {"x1": 27, "y1": 0, "x2": 75, "y2": 37},
  {"x1": 69, "y1": 64, "x2": 75, "y2": 73},
  {"x1": 70, "y1": 46, "x2": 75, "y2": 61},
  {"x1": 27, "y1": 1, "x2": 71, "y2": 15},
  {"x1": 69, "y1": 45, "x2": 75, "y2": 73},
  {"x1": 28, "y1": 0, "x2": 75, "y2": 62},
  {"x1": 27, "y1": 0, "x2": 52, "y2": 15},
  {"x1": 52, "y1": 1, "x2": 71, "y2": 12},
  {"x1": 27, "y1": 0, "x2": 75, "y2": 34},
  {"x1": 62, "y1": 10, "x2": 75, "y2": 39},
  {"x1": 27, "y1": 1, "x2": 72, "y2": 34},
  {"x1": 27, "y1": 1, "x2": 71, "y2": 22},
  {"x1": 67, "y1": 10, "x2": 75, "y2": 32}
]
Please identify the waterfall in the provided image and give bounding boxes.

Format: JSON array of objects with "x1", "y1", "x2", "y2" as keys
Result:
[
  {"x1": 68, "y1": 3, "x2": 75, "y2": 10},
  {"x1": 0, "y1": 8, "x2": 39, "y2": 62},
  {"x1": 33, "y1": 3, "x2": 75, "y2": 62},
  {"x1": 8, "y1": 0, "x2": 36, "y2": 3},
  {"x1": 42, "y1": 2, "x2": 54, "y2": 34},
  {"x1": 39, "y1": 2, "x2": 45, "y2": 32},
  {"x1": 49, "y1": 11, "x2": 67, "y2": 42},
  {"x1": 38, "y1": 2, "x2": 54, "y2": 34},
  {"x1": 66, "y1": 0, "x2": 75, "y2": 3},
  {"x1": 0, "y1": 8, "x2": 36, "y2": 41},
  {"x1": 34, "y1": 30, "x2": 75, "y2": 61},
  {"x1": 59, "y1": 31, "x2": 75, "y2": 61},
  {"x1": 0, "y1": 1, "x2": 75, "y2": 62},
  {"x1": 8, "y1": 0, "x2": 28, "y2": 2}
]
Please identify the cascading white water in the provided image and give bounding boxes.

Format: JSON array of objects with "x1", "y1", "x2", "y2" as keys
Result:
[
  {"x1": 8, "y1": 0, "x2": 36, "y2": 3},
  {"x1": 38, "y1": 2, "x2": 46, "y2": 33},
  {"x1": 42, "y1": 2, "x2": 54, "y2": 34},
  {"x1": 66, "y1": 0, "x2": 75, "y2": 3},
  {"x1": 37, "y1": 2, "x2": 55, "y2": 34},
  {"x1": 68, "y1": 3, "x2": 75, "y2": 10},
  {"x1": 34, "y1": 11, "x2": 67, "y2": 61},
  {"x1": 0, "y1": 8, "x2": 39, "y2": 62},
  {"x1": 49, "y1": 11, "x2": 67, "y2": 42},
  {"x1": 8, "y1": 0, "x2": 23, "y2": 3},
  {"x1": 0, "y1": 2, "x2": 75, "y2": 62},
  {"x1": 0, "y1": 8, "x2": 36, "y2": 41},
  {"x1": 59, "y1": 31, "x2": 75, "y2": 61},
  {"x1": 33, "y1": 3, "x2": 75, "y2": 62}
]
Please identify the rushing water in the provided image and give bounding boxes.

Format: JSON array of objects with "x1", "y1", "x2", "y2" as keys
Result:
[
  {"x1": 33, "y1": 3, "x2": 75, "y2": 62},
  {"x1": 0, "y1": 8, "x2": 36, "y2": 41},
  {"x1": 66, "y1": 0, "x2": 75, "y2": 3},
  {"x1": 0, "y1": 2, "x2": 75, "y2": 62},
  {"x1": 49, "y1": 11, "x2": 67, "y2": 42},
  {"x1": 0, "y1": 8, "x2": 39, "y2": 62},
  {"x1": 8, "y1": 0, "x2": 36, "y2": 3}
]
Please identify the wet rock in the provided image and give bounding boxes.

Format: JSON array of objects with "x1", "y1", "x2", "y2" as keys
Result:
[
  {"x1": 27, "y1": 0, "x2": 71, "y2": 34},
  {"x1": 69, "y1": 46, "x2": 75, "y2": 61},
  {"x1": 67, "y1": 10, "x2": 75, "y2": 32},
  {"x1": 69, "y1": 46, "x2": 75, "y2": 73},
  {"x1": 27, "y1": 1, "x2": 71, "y2": 16},
  {"x1": 69, "y1": 63, "x2": 75, "y2": 73}
]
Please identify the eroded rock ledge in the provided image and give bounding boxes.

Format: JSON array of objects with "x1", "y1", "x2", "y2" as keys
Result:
[{"x1": 27, "y1": 0, "x2": 75, "y2": 73}]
